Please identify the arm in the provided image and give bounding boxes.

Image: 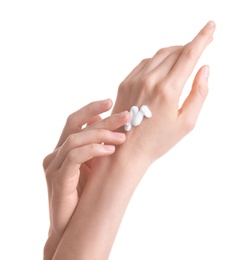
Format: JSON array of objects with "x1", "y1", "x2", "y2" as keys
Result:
[
  {"x1": 53, "y1": 21, "x2": 216, "y2": 260},
  {"x1": 52, "y1": 144, "x2": 151, "y2": 259}
]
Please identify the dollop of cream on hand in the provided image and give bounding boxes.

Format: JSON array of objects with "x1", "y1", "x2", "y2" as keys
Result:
[{"x1": 124, "y1": 105, "x2": 152, "y2": 131}]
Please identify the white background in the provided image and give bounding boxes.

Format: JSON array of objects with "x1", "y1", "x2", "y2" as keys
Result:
[{"x1": 0, "y1": 0, "x2": 243, "y2": 259}]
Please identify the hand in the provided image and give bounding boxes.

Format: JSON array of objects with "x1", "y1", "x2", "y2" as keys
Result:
[
  {"x1": 43, "y1": 99, "x2": 129, "y2": 238},
  {"x1": 112, "y1": 21, "x2": 216, "y2": 164}
]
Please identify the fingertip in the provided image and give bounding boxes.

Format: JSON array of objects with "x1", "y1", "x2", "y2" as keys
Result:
[
  {"x1": 101, "y1": 98, "x2": 113, "y2": 106},
  {"x1": 117, "y1": 110, "x2": 131, "y2": 122},
  {"x1": 102, "y1": 145, "x2": 116, "y2": 153},
  {"x1": 202, "y1": 65, "x2": 210, "y2": 79},
  {"x1": 200, "y1": 21, "x2": 216, "y2": 36},
  {"x1": 205, "y1": 20, "x2": 215, "y2": 29},
  {"x1": 98, "y1": 98, "x2": 113, "y2": 113},
  {"x1": 196, "y1": 65, "x2": 209, "y2": 99}
]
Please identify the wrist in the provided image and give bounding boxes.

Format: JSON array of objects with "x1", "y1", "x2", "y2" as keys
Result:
[
  {"x1": 116, "y1": 128, "x2": 154, "y2": 166},
  {"x1": 92, "y1": 136, "x2": 152, "y2": 193}
]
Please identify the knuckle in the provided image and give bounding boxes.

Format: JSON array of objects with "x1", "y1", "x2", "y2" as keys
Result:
[
  {"x1": 140, "y1": 74, "x2": 154, "y2": 88},
  {"x1": 65, "y1": 133, "x2": 77, "y2": 148},
  {"x1": 140, "y1": 58, "x2": 150, "y2": 64},
  {"x1": 118, "y1": 81, "x2": 127, "y2": 93},
  {"x1": 128, "y1": 76, "x2": 138, "y2": 88},
  {"x1": 155, "y1": 47, "x2": 170, "y2": 56},
  {"x1": 42, "y1": 153, "x2": 53, "y2": 171},
  {"x1": 66, "y1": 113, "x2": 78, "y2": 127},
  {"x1": 87, "y1": 143, "x2": 97, "y2": 157},
  {"x1": 182, "y1": 46, "x2": 197, "y2": 60},
  {"x1": 155, "y1": 79, "x2": 175, "y2": 101}
]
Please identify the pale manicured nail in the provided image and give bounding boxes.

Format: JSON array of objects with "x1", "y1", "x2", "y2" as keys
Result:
[
  {"x1": 203, "y1": 65, "x2": 210, "y2": 78},
  {"x1": 113, "y1": 132, "x2": 125, "y2": 139},
  {"x1": 103, "y1": 145, "x2": 115, "y2": 152},
  {"x1": 206, "y1": 21, "x2": 215, "y2": 29},
  {"x1": 117, "y1": 111, "x2": 127, "y2": 118},
  {"x1": 101, "y1": 98, "x2": 111, "y2": 104}
]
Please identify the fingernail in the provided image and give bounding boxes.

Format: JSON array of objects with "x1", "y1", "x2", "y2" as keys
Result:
[
  {"x1": 117, "y1": 111, "x2": 127, "y2": 118},
  {"x1": 203, "y1": 65, "x2": 210, "y2": 78},
  {"x1": 113, "y1": 132, "x2": 125, "y2": 139},
  {"x1": 206, "y1": 21, "x2": 215, "y2": 29},
  {"x1": 103, "y1": 145, "x2": 115, "y2": 152},
  {"x1": 101, "y1": 98, "x2": 111, "y2": 104}
]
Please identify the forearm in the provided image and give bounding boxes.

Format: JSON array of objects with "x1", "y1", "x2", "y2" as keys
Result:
[{"x1": 52, "y1": 139, "x2": 151, "y2": 260}]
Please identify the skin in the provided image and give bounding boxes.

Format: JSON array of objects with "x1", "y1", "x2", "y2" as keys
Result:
[{"x1": 44, "y1": 21, "x2": 216, "y2": 260}]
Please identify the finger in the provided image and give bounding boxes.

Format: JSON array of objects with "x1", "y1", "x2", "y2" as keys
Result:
[
  {"x1": 75, "y1": 115, "x2": 102, "y2": 172},
  {"x1": 56, "y1": 99, "x2": 113, "y2": 148},
  {"x1": 143, "y1": 47, "x2": 183, "y2": 87},
  {"x1": 86, "y1": 115, "x2": 102, "y2": 127},
  {"x1": 152, "y1": 36, "x2": 213, "y2": 85},
  {"x1": 121, "y1": 58, "x2": 150, "y2": 85},
  {"x1": 85, "y1": 111, "x2": 130, "y2": 132},
  {"x1": 141, "y1": 46, "x2": 182, "y2": 74},
  {"x1": 178, "y1": 65, "x2": 209, "y2": 133},
  {"x1": 169, "y1": 21, "x2": 215, "y2": 90},
  {"x1": 53, "y1": 129, "x2": 126, "y2": 169},
  {"x1": 84, "y1": 112, "x2": 130, "y2": 168},
  {"x1": 44, "y1": 114, "x2": 110, "y2": 171},
  {"x1": 82, "y1": 115, "x2": 103, "y2": 170},
  {"x1": 58, "y1": 144, "x2": 116, "y2": 181}
]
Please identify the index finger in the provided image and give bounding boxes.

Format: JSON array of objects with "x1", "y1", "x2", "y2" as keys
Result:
[
  {"x1": 55, "y1": 99, "x2": 113, "y2": 149},
  {"x1": 169, "y1": 21, "x2": 216, "y2": 90}
]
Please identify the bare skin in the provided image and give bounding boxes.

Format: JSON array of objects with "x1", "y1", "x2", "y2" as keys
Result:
[{"x1": 44, "y1": 21, "x2": 216, "y2": 260}]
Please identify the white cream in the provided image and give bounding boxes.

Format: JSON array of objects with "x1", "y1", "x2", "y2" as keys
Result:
[
  {"x1": 132, "y1": 110, "x2": 144, "y2": 126},
  {"x1": 124, "y1": 105, "x2": 152, "y2": 131},
  {"x1": 140, "y1": 105, "x2": 152, "y2": 118}
]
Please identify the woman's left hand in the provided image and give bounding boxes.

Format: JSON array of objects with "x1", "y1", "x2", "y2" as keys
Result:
[{"x1": 43, "y1": 99, "x2": 130, "y2": 259}]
